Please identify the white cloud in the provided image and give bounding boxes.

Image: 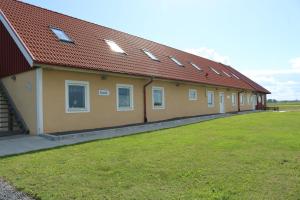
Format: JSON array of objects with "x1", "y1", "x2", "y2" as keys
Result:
[
  {"x1": 242, "y1": 59, "x2": 300, "y2": 101},
  {"x1": 185, "y1": 47, "x2": 231, "y2": 65}
]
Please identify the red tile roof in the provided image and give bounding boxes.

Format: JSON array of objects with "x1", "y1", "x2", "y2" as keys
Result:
[{"x1": 0, "y1": 0, "x2": 270, "y2": 93}]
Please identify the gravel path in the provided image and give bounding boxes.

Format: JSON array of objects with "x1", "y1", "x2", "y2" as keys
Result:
[{"x1": 0, "y1": 179, "x2": 34, "y2": 200}]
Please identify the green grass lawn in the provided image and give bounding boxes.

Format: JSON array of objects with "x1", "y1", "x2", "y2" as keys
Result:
[
  {"x1": 268, "y1": 102, "x2": 300, "y2": 112},
  {"x1": 1, "y1": 112, "x2": 300, "y2": 200}
]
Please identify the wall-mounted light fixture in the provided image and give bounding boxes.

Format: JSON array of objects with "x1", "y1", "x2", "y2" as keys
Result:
[{"x1": 101, "y1": 75, "x2": 107, "y2": 80}]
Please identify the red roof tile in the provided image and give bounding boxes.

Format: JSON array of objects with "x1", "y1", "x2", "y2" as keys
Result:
[{"x1": 0, "y1": 0, "x2": 270, "y2": 93}]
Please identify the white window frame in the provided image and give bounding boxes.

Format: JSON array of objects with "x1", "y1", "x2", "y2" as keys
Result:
[
  {"x1": 232, "y1": 73, "x2": 240, "y2": 79},
  {"x1": 222, "y1": 71, "x2": 231, "y2": 77},
  {"x1": 51, "y1": 27, "x2": 73, "y2": 42},
  {"x1": 65, "y1": 80, "x2": 90, "y2": 113},
  {"x1": 170, "y1": 56, "x2": 183, "y2": 66},
  {"x1": 190, "y1": 62, "x2": 202, "y2": 71},
  {"x1": 189, "y1": 89, "x2": 198, "y2": 101},
  {"x1": 247, "y1": 94, "x2": 251, "y2": 105},
  {"x1": 116, "y1": 84, "x2": 134, "y2": 111},
  {"x1": 105, "y1": 39, "x2": 126, "y2": 54},
  {"x1": 240, "y1": 93, "x2": 244, "y2": 105},
  {"x1": 152, "y1": 86, "x2": 165, "y2": 109},
  {"x1": 232, "y1": 93, "x2": 237, "y2": 106},
  {"x1": 210, "y1": 67, "x2": 220, "y2": 75},
  {"x1": 207, "y1": 91, "x2": 215, "y2": 107},
  {"x1": 142, "y1": 49, "x2": 159, "y2": 61}
]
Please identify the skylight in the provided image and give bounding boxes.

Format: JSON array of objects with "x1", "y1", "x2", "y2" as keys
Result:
[
  {"x1": 190, "y1": 62, "x2": 202, "y2": 71},
  {"x1": 210, "y1": 67, "x2": 220, "y2": 75},
  {"x1": 105, "y1": 40, "x2": 126, "y2": 54},
  {"x1": 222, "y1": 71, "x2": 231, "y2": 77},
  {"x1": 142, "y1": 49, "x2": 159, "y2": 61},
  {"x1": 170, "y1": 57, "x2": 183, "y2": 66},
  {"x1": 51, "y1": 27, "x2": 72, "y2": 42},
  {"x1": 231, "y1": 73, "x2": 240, "y2": 79}
]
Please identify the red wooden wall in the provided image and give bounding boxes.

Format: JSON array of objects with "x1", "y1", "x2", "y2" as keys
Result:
[{"x1": 0, "y1": 22, "x2": 31, "y2": 78}]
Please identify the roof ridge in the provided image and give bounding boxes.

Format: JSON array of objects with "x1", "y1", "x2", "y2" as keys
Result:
[{"x1": 16, "y1": 0, "x2": 224, "y2": 66}]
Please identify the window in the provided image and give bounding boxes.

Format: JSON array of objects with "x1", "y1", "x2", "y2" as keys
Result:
[
  {"x1": 207, "y1": 91, "x2": 214, "y2": 107},
  {"x1": 231, "y1": 73, "x2": 240, "y2": 79},
  {"x1": 190, "y1": 62, "x2": 202, "y2": 71},
  {"x1": 232, "y1": 93, "x2": 237, "y2": 106},
  {"x1": 142, "y1": 49, "x2": 159, "y2": 61},
  {"x1": 251, "y1": 95, "x2": 256, "y2": 104},
  {"x1": 222, "y1": 71, "x2": 231, "y2": 77},
  {"x1": 152, "y1": 87, "x2": 165, "y2": 109},
  {"x1": 247, "y1": 94, "x2": 250, "y2": 104},
  {"x1": 240, "y1": 93, "x2": 244, "y2": 105},
  {"x1": 51, "y1": 27, "x2": 73, "y2": 42},
  {"x1": 105, "y1": 40, "x2": 126, "y2": 54},
  {"x1": 210, "y1": 67, "x2": 221, "y2": 75},
  {"x1": 189, "y1": 89, "x2": 198, "y2": 101},
  {"x1": 170, "y1": 56, "x2": 183, "y2": 66},
  {"x1": 65, "y1": 80, "x2": 90, "y2": 113},
  {"x1": 117, "y1": 84, "x2": 134, "y2": 111},
  {"x1": 258, "y1": 95, "x2": 262, "y2": 103}
]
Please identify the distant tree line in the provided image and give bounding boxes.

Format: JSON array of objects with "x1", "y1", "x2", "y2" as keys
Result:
[{"x1": 267, "y1": 99, "x2": 299, "y2": 103}]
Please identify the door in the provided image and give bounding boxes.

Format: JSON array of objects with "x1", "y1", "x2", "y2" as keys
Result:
[{"x1": 219, "y1": 92, "x2": 225, "y2": 113}]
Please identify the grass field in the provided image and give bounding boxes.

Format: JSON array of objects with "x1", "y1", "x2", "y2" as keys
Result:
[
  {"x1": 0, "y1": 112, "x2": 300, "y2": 200},
  {"x1": 268, "y1": 102, "x2": 300, "y2": 112}
]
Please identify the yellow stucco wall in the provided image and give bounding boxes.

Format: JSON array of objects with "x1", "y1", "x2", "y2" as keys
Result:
[
  {"x1": 42, "y1": 69, "x2": 256, "y2": 134},
  {"x1": 145, "y1": 82, "x2": 241, "y2": 122},
  {"x1": 43, "y1": 69, "x2": 145, "y2": 133},
  {"x1": 1, "y1": 70, "x2": 37, "y2": 134}
]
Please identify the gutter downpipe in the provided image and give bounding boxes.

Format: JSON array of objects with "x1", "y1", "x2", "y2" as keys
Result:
[
  {"x1": 143, "y1": 77, "x2": 153, "y2": 123},
  {"x1": 237, "y1": 91, "x2": 242, "y2": 112}
]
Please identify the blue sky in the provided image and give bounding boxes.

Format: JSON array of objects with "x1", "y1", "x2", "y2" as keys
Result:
[{"x1": 23, "y1": 0, "x2": 300, "y2": 100}]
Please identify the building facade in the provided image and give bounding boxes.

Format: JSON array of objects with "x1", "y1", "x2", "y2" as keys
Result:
[{"x1": 0, "y1": 0, "x2": 269, "y2": 135}]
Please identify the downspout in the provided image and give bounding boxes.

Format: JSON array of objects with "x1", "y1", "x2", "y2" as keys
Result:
[
  {"x1": 237, "y1": 91, "x2": 241, "y2": 112},
  {"x1": 143, "y1": 77, "x2": 153, "y2": 123}
]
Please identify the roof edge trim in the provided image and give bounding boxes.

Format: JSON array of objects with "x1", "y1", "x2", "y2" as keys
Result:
[{"x1": 0, "y1": 10, "x2": 34, "y2": 67}]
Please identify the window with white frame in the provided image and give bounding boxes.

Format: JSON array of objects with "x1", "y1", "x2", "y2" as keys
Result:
[
  {"x1": 51, "y1": 27, "x2": 73, "y2": 43},
  {"x1": 105, "y1": 40, "x2": 126, "y2": 54},
  {"x1": 117, "y1": 84, "x2": 134, "y2": 111},
  {"x1": 210, "y1": 67, "x2": 221, "y2": 75},
  {"x1": 240, "y1": 93, "x2": 244, "y2": 105},
  {"x1": 152, "y1": 87, "x2": 165, "y2": 109},
  {"x1": 190, "y1": 62, "x2": 202, "y2": 71},
  {"x1": 258, "y1": 95, "x2": 262, "y2": 103},
  {"x1": 65, "y1": 80, "x2": 90, "y2": 113},
  {"x1": 232, "y1": 93, "x2": 237, "y2": 106},
  {"x1": 222, "y1": 71, "x2": 231, "y2": 77},
  {"x1": 142, "y1": 49, "x2": 159, "y2": 61},
  {"x1": 207, "y1": 91, "x2": 214, "y2": 107},
  {"x1": 232, "y1": 73, "x2": 240, "y2": 79},
  {"x1": 189, "y1": 89, "x2": 197, "y2": 101},
  {"x1": 247, "y1": 94, "x2": 250, "y2": 104},
  {"x1": 170, "y1": 56, "x2": 183, "y2": 66}
]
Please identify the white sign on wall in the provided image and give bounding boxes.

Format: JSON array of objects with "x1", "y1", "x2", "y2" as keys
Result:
[{"x1": 99, "y1": 89, "x2": 110, "y2": 96}]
